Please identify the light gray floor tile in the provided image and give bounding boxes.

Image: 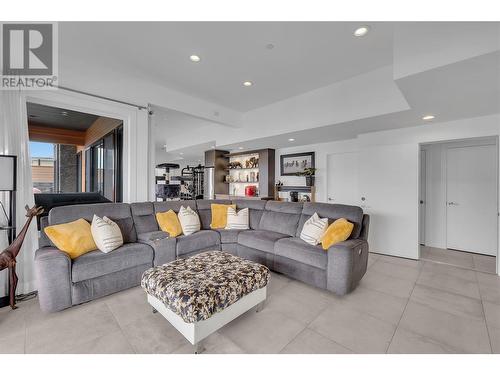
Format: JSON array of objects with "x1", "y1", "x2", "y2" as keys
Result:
[
  {"x1": 359, "y1": 269, "x2": 416, "y2": 299},
  {"x1": 267, "y1": 271, "x2": 292, "y2": 296},
  {"x1": 104, "y1": 286, "x2": 152, "y2": 327},
  {"x1": 219, "y1": 308, "x2": 305, "y2": 353},
  {"x1": 472, "y1": 254, "x2": 497, "y2": 274},
  {"x1": 62, "y1": 330, "x2": 135, "y2": 354},
  {"x1": 280, "y1": 328, "x2": 353, "y2": 354},
  {"x1": 375, "y1": 254, "x2": 422, "y2": 269},
  {"x1": 121, "y1": 313, "x2": 187, "y2": 354},
  {"x1": 398, "y1": 301, "x2": 491, "y2": 353},
  {"x1": 410, "y1": 284, "x2": 484, "y2": 321},
  {"x1": 387, "y1": 327, "x2": 458, "y2": 354},
  {"x1": 309, "y1": 304, "x2": 396, "y2": 353},
  {"x1": 0, "y1": 300, "x2": 29, "y2": 339},
  {"x1": 172, "y1": 332, "x2": 245, "y2": 354},
  {"x1": 483, "y1": 301, "x2": 500, "y2": 329},
  {"x1": 369, "y1": 258, "x2": 421, "y2": 281},
  {"x1": 420, "y1": 246, "x2": 474, "y2": 269},
  {"x1": 25, "y1": 301, "x2": 121, "y2": 354},
  {"x1": 417, "y1": 262, "x2": 480, "y2": 299},
  {"x1": 476, "y1": 272, "x2": 500, "y2": 304},
  {"x1": 367, "y1": 253, "x2": 380, "y2": 269},
  {"x1": 338, "y1": 286, "x2": 408, "y2": 325},
  {"x1": 0, "y1": 332, "x2": 25, "y2": 354},
  {"x1": 489, "y1": 326, "x2": 500, "y2": 354},
  {"x1": 264, "y1": 288, "x2": 330, "y2": 325}
]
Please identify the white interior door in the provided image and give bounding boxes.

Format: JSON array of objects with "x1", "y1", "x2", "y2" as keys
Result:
[
  {"x1": 446, "y1": 144, "x2": 498, "y2": 256},
  {"x1": 327, "y1": 152, "x2": 359, "y2": 206}
]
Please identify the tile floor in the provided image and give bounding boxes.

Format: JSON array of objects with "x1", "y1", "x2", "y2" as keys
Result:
[
  {"x1": 1, "y1": 252, "x2": 500, "y2": 354},
  {"x1": 420, "y1": 246, "x2": 497, "y2": 274}
]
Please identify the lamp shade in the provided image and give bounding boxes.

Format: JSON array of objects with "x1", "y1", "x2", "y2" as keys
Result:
[{"x1": 0, "y1": 155, "x2": 16, "y2": 191}]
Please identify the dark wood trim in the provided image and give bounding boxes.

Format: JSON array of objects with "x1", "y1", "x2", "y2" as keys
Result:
[{"x1": 28, "y1": 123, "x2": 86, "y2": 146}]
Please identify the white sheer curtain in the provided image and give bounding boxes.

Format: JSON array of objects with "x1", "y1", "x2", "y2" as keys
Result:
[{"x1": 0, "y1": 90, "x2": 37, "y2": 296}]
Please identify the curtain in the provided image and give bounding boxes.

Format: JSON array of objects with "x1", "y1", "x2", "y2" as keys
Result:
[{"x1": 0, "y1": 90, "x2": 37, "y2": 296}]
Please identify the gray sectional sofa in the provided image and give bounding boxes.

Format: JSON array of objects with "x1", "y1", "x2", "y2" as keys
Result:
[{"x1": 35, "y1": 199, "x2": 370, "y2": 312}]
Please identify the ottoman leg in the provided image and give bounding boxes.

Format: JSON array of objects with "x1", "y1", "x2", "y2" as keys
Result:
[{"x1": 193, "y1": 340, "x2": 205, "y2": 354}]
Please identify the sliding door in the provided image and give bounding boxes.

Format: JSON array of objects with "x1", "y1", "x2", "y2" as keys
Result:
[{"x1": 84, "y1": 125, "x2": 123, "y2": 201}]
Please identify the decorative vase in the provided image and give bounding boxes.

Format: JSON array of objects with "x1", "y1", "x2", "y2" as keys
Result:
[{"x1": 305, "y1": 176, "x2": 315, "y2": 187}]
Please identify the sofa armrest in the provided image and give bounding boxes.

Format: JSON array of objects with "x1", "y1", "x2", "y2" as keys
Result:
[
  {"x1": 326, "y1": 239, "x2": 369, "y2": 295},
  {"x1": 34, "y1": 247, "x2": 72, "y2": 312},
  {"x1": 137, "y1": 231, "x2": 176, "y2": 266}
]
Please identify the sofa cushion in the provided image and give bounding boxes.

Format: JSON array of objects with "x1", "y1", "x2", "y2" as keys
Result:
[
  {"x1": 231, "y1": 200, "x2": 267, "y2": 230},
  {"x1": 238, "y1": 230, "x2": 290, "y2": 254},
  {"x1": 195, "y1": 199, "x2": 232, "y2": 229},
  {"x1": 275, "y1": 237, "x2": 327, "y2": 270},
  {"x1": 259, "y1": 201, "x2": 302, "y2": 236},
  {"x1": 216, "y1": 229, "x2": 245, "y2": 244},
  {"x1": 71, "y1": 242, "x2": 154, "y2": 282},
  {"x1": 178, "y1": 206, "x2": 201, "y2": 235},
  {"x1": 49, "y1": 202, "x2": 132, "y2": 225},
  {"x1": 297, "y1": 202, "x2": 364, "y2": 239},
  {"x1": 45, "y1": 218, "x2": 97, "y2": 259},
  {"x1": 153, "y1": 200, "x2": 196, "y2": 214},
  {"x1": 176, "y1": 230, "x2": 220, "y2": 256},
  {"x1": 130, "y1": 202, "x2": 158, "y2": 234},
  {"x1": 112, "y1": 217, "x2": 137, "y2": 243},
  {"x1": 210, "y1": 203, "x2": 236, "y2": 229}
]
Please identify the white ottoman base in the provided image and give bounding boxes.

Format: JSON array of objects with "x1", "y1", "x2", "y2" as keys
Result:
[{"x1": 147, "y1": 286, "x2": 267, "y2": 353}]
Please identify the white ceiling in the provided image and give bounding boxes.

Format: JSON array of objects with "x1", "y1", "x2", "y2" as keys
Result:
[
  {"x1": 59, "y1": 22, "x2": 394, "y2": 111},
  {"x1": 56, "y1": 21, "x2": 500, "y2": 163}
]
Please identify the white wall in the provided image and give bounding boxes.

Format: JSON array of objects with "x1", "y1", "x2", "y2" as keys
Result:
[{"x1": 275, "y1": 114, "x2": 500, "y2": 265}]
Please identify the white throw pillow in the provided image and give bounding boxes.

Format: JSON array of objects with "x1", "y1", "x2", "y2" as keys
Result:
[
  {"x1": 91, "y1": 215, "x2": 124, "y2": 253},
  {"x1": 300, "y1": 212, "x2": 328, "y2": 246},
  {"x1": 178, "y1": 206, "x2": 201, "y2": 235},
  {"x1": 225, "y1": 207, "x2": 250, "y2": 230}
]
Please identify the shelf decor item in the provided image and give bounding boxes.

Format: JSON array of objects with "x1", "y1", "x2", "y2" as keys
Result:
[
  {"x1": 280, "y1": 152, "x2": 315, "y2": 176},
  {"x1": 295, "y1": 167, "x2": 317, "y2": 187}
]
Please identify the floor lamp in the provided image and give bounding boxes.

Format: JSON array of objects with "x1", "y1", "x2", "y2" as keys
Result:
[{"x1": 0, "y1": 155, "x2": 16, "y2": 309}]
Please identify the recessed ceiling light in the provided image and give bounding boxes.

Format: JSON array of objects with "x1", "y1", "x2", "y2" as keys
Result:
[
  {"x1": 189, "y1": 55, "x2": 201, "y2": 62},
  {"x1": 354, "y1": 26, "x2": 370, "y2": 37},
  {"x1": 238, "y1": 147, "x2": 244, "y2": 150},
  {"x1": 243, "y1": 81, "x2": 253, "y2": 87},
  {"x1": 288, "y1": 138, "x2": 295, "y2": 142},
  {"x1": 422, "y1": 115, "x2": 435, "y2": 121}
]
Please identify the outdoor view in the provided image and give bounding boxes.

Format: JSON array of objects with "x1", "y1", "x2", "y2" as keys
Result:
[{"x1": 30, "y1": 141, "x2": 55, "y2": 193}]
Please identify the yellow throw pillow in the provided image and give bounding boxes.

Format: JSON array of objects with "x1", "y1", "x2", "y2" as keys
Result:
[
  {"x1": 156, "y1": 210, "x2": 182, "y2": 237},
  {"x1": 210, "y1": 203, "x2": 236, "y2": 229},
  {"x1": 320, "y1": 218, "x2": 354, "y2": 250},
  {"x1": 44, "y1": 218, "x2": 97, "y2": 259}
]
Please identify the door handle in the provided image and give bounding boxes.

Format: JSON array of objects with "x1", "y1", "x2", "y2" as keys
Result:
[
  {"x1": 447, "y1": 202, "x2": 459, "y2": 206},
  {"x1": 328, "y1": 197, "x2": 334, "y2": 201}
]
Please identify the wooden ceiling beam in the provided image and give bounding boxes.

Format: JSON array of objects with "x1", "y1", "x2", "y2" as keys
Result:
[{"x1": 28, "y1": 122, "x2": 86, "y2": 146}]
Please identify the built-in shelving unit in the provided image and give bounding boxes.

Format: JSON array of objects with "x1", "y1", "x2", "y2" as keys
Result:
[
  {"x1": 217, "y1": 148, "x2": 275, "y2": 199},
  {"x1": 274, "y1": 185, "x2": 316, "y2": 202}
]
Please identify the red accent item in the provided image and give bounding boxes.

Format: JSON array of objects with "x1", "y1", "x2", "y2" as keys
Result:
[{"x1": 245, "y1": 185, "x2": 257, "y2": 197}]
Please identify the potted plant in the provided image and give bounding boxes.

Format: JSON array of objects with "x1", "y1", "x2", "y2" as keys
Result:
[{"x1": 296, "y1": 167, "x2": 317, "y2": 187}]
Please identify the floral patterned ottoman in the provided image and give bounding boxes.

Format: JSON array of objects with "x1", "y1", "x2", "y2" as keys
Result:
[{"x1": 141, "y1": 251, "x2": 270, "y2": 353}]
